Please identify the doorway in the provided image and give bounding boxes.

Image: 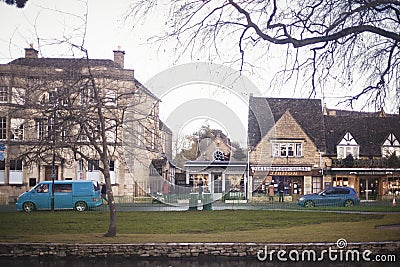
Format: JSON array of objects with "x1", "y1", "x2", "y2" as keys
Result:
[
  {"x1": 212, "y1": 173, "x2": 223, "y2": 200},
  {"x1": 359, "y1": 178, "x2": 379, "y2": 200},
  {"x1": 45, "y1": 166, "x2": 58, "y2": 181}
]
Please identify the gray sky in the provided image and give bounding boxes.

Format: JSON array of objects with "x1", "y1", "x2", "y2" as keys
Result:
[{"x1": 1, "y1": 0, "x2": 398, "y2": 141}]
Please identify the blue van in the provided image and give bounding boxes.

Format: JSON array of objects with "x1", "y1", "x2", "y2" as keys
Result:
[{"x1": 16, "y1": 180, "x2": 102, "y2": 212}]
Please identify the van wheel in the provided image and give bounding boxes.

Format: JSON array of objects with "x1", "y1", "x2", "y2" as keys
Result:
[
  {"x1": 344, "y1": 200, "x2": 354, "y2": 207},
  {"x1": 304, "y1": 200, "x2": 315, "y2": 208},
  {"x1": 75, "y1": 201, "x2": 87, "y2": 212},
  {"x1": 23, "y1": 202, "x2": 35, "y2": 212}
]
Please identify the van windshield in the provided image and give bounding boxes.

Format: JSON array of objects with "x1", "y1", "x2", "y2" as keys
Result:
[{"x1": 34, "y1": 184, "x2": 49, "y2": 193}]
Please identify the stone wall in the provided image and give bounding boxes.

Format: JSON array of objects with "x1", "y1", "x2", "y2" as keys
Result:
[{"x1": 0, "y1": 242, "x2": 399, "y2": 259}]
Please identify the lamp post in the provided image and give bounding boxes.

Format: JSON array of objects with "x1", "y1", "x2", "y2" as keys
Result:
[
  {"x1": 246, "y1": 147, "x2": 252, "y2": 200},
  {"x1": 50, "y1": 89, "x2": 58, "y2": 211}
]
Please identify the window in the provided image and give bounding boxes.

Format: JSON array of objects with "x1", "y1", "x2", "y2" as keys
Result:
[
  {"x1": 272, "y1": 143, "x2": 279, "y2": 157},
  {"x1": 48, "y1": 90, "x2": 57, "y2": 104},
  {"x1": 296, "y1": 143, "x2": 303, "y2": 157},
  {"x1": 0, "y1": 87, "x2": 7, "y2": 102},
  {"x1": 109, "y1": 160, "x2": 115, "y2": 171},
  {"x1": 105, "y1": 90, "x2": 117, "y2": 106},
  {"x1": 337, "y1": 132, "x2": 359, "y2": 159},
  {"x1": 35, "y1": 184, "x2": 49, "y2": 193},
  {"x1": 272, "y1": 142, "x2": 303, "y2": 158},
  {"x1": 36, "y1": 118, "x2": 54, "y2": 140},
  {"x1": 80, "y1": 88, "x2": 94, "y2": 104},
  {"x1": 11, "y1": 87, "x2": 25, "y2": 105},
  {"x1": 287, "y1": 143, "x2": 294, "y2": 157},
  {"x1": 334, "y1": 188, "x2": 350, "y2": 194},
  {"x1": 0, "y1": 117, "x2": 6, "y2": 140},
  {"x1": 10, "y1": 159, "x2": 23, "y2": 171},
  {"x1": 88, "y1": 160, "x2": 99, "y2": 172},
  {"x1": 54, "y1": 184, "x2": 72, "y2": 193},
  {"x1": 312, "y1": 177, "x2": 322, "y2": 193},
  {"x1": 10, "y1": 119, "x2": 24, "y2": 140},
  {"x1": 333, "y1": 177, "x2": 349, "y2": 187},
  {"x1": 78, "y1": 159, "x2": 84, "y2": 172},
  {"x1": 280, "y1": 143, "x2": 287, "y2": 157}
]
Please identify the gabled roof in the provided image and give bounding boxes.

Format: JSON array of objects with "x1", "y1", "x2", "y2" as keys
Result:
[
  {"x1": 248, "y1": 96, "x2": 326, "y2": 151},
  {"x1": 324, "y1": 115, "x2": 400, "y2": 156}
]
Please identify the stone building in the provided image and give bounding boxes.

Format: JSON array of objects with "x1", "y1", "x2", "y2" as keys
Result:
[
  {"x1": 0, "y1": 46, "x2": 172, "y2": 202},
  {"x1": 324, "y1": 108, "x2": 400, "y2": 200},
  {"x1": 248, "y1": 95, "x2": 400, "y2": 201},
  {"x1": 248, "y1": 96, "x2": 328, "y2": 201}
]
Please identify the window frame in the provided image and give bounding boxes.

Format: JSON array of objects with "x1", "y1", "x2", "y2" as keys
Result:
[
  {"x1": 0, "y1": 87, "x2": 7, "y2": 102},
  {"x1": 272, "y1": 142, "x2": 303, "y2": 158},
  {"x1": 0, "y1": 117, "x2": 6, "y2": 140}
]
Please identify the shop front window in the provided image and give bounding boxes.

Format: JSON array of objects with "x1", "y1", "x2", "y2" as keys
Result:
[
  {"x1": 272, "y1": 176, "x2": 303, "y2": 195},
  {"x1": 383, "y1": 177, "x2": 400, "y2": 197},
  {"x1": 226, "y1": 174, "x2": 244, "y2": 192},
  {"x1": 312, "y1": 177, "x2": 322, "y2": 193}
]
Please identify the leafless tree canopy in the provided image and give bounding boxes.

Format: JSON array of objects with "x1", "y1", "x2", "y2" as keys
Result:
[{"x1": 129, "y1": 0, "x2": 400, "y2": 110}]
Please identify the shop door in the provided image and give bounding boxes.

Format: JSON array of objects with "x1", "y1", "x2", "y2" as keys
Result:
[
  {"x1": 359, "y1": 178, "x2": 379, "y2": 200},
  {"x1": 212, "y1": 173, "x2": 223, "y2": 200}
]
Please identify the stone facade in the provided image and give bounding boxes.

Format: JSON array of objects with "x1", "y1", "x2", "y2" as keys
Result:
[{"x1": 0, "y1": 47, "x2": 172, "y2": 201}]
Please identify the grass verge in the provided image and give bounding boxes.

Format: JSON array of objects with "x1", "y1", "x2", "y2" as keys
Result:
[{"x1": 0, "y1": 210, "x2": 399, "y2": 243}]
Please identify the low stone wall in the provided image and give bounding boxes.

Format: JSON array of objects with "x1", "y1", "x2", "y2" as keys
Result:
[{"x1": 0, "y1": 242, "x2": 399, "y2": 259}]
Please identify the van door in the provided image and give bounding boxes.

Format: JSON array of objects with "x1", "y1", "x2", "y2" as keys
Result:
[
  {"x1": 54, "y1": 183, "x2": 73, "y2": 209},
  {"x1": 32, "y1": 183, "x2": 51, "y2": 209}
]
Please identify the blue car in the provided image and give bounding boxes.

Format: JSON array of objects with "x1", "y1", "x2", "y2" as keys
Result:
[{"x1": 297, "y1": 186, "x2": 360, "y2": 208}]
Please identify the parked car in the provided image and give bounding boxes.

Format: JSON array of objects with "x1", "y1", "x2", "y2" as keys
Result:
[
  {"x1": 297, "y1": 186, "x2": 360, "y2": 207},
  {"x1": 16, "y1": 180, "x2": 102, "y2": 212}
]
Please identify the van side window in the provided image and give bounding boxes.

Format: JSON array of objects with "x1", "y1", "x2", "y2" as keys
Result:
[
  {"x1": 54, "y1": 184, "x2": 72, "y2": 193},
  {"x1": 36, "y1": 184, "x2": 49, "y2": 193}
]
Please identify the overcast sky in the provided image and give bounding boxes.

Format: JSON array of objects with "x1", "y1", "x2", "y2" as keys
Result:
[{"x1": 1, "y1": 0, "x2": 398, "y2": 144}]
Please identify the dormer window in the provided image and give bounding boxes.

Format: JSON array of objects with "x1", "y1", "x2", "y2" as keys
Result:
[
  {"x1": 337, "y1": 132, "x2": 359, "y2": 159},
  {"x1": 382, "y1": 133, "x2": 400, "y2": 157}
]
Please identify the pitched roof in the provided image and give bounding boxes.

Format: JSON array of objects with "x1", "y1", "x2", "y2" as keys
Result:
[
  {"x1": 325, "y1": 114, "x2": 400, "y2": 156},
  {"x1": 248, "y1": 96, "x2": 326, "y2": 151},
  {"x1": 8, "y1": 57, "x2": 160, "y2": 101},
  {"x1": 9, "y1": 57, "x2": 119, "y2": 68}
]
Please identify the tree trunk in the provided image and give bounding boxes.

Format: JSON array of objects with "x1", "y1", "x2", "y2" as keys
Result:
[{"x1": 102, "y1": 159, "x2": 117, "y2": 237}]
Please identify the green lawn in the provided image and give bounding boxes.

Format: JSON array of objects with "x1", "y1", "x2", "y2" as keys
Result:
[{"x1": 0, "y1": 210, "x2": 399, "y2": 243}]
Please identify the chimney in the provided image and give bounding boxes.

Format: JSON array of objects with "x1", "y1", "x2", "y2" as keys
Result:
[
  {"x1": 25, "y1": 43, "x2": 38, "y2": 58},
  {"x1": 113, "y1": 46, "x2": 125, "y2": 68}
]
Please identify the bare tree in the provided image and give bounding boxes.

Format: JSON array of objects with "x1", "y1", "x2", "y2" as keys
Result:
[
  {"x1": 129, "y1": 0, "x2": 400, "y2": 111},
  {"x1": 2, "y1": 50, "x2": 157, "y2": 237}
]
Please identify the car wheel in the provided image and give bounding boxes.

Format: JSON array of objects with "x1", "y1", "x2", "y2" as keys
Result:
[
  {"x1": 344, "y1": 199, "x2": 354, "y2": 207},
  {"x1": 75, "y1": 201, "x2": 87, "y2": 212},
  {"x1": 304, "y1": 200, "x2": 314, "y2": 208},
  {"x1": 22, "y1": 202, "x2": 35, "y2": 212}
]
